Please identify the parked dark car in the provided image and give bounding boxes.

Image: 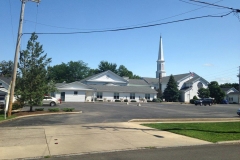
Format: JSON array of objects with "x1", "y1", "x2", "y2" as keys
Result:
[
  {"x1": 221, "y1": 99, "x2": 228, "y2": 104},
  {"x1": 195, "y1": 98, "x2": 213, "y2": 106},
  {"x1": 237, "y1": 108, "x2": 240, "y2": 116}
]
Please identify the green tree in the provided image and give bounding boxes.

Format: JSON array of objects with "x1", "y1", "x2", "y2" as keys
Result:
[
  {"x1": 15, "y1": 33, "x2": 55, "y2": 111},
  {"x1": 208, "y1": 81, "x2": 225, "y2": 103},
  {"x1": 97, "y1": 61, "x2": 118, "y2": 74},
  {"x1": 48, "y1": 61, "x2": 90, "y2": 83},
  {"x1": 0, "y1": 60, "x2": 13, "y2": 77},
  {"x1": 117, "y1": 65, "x2": 140, "y2": 79},
  {"x1": 163, "y1": 75, "x2": 179, "y2": 102},
  {"x1": 197, "y1": 88, "x2": 210, "y2": 98},
  {"x1": 219, "y1": 83, "x2": 239, "y2": 91}
]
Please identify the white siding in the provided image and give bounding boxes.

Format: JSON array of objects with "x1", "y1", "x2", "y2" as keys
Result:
[{"x1": 56, "y1": 90, "x2": 86, "y2": 102}]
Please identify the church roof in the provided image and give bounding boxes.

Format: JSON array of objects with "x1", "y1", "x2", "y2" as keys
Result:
[
  {"x1": 143, "y1": 73, "x2": 190, "y2": 84},
  {"x1": 128, "y1": 79, "x2": 150, "y2": 86},
  {"x1": 89, "y1": 85, "x2": 157, "y2": 94}
]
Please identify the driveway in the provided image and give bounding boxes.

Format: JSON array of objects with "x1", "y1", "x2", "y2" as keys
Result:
[{"x1": 0, "y1": 102, "x2": 239, "y2": 127}]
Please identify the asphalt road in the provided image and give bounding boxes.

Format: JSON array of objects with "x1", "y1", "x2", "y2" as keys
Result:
[
  {"x1": 38, "y1": 143, "x2": 240, "y2": 160},
  {"x1": 0, "y1": 102, "x2": 239, "y2": 127}
]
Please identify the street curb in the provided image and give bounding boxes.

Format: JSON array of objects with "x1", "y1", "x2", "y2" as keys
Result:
[
  {"x1": 0, "y1": 111, "x2": 82, "y2": 124},
  {"x1": 128, "y1": 118, "x2": 240, "y2": 123}
]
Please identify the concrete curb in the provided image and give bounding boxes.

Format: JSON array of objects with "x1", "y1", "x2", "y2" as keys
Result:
[
  {"x1": 0, "y1": 111, "x2": 82, "y2": 124},
  {"x1": 129, "y1": 118, "x2": 240, "y2": 123}
]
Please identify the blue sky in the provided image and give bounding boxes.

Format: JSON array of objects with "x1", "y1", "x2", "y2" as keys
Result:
[{"x1": 1, "y1": 0, "x2": 240, "y2": 84}]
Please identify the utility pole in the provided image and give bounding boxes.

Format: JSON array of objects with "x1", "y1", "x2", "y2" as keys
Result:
[
  {"x1": 7, "y1": 0, "x2": 40, "y2": 117},
  {"x1": 238, "y1": 66, "x2": 240, "y2": 105},
  {"x1": 158, "y1": 73, "x2": 162, "y2": 99}
]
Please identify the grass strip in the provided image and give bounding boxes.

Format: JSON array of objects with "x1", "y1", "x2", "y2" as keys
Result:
[
  {"x1": 143, "y1": 122, "x2": 240, "y2": 143},
  {"x1": 0, "y1": 110, "x2": 16, "y2": 122}
]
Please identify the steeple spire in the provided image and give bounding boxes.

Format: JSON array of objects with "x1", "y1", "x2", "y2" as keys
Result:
[{"x1": 156, "y1": 36, "x2": 166, "y2": 78}]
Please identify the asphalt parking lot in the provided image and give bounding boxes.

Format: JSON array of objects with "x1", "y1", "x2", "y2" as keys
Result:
[{"x1": 1, "y1": 102, "x2": 239, "y2": 127}]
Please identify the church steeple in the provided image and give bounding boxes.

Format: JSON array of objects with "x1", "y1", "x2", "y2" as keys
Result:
[{"x1": 156, "y1": 36, "x2": 166, "y2": 78}]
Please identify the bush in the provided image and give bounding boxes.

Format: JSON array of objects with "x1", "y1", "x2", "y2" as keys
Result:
[
  {"x1": 107, "y1": 100, "x2": 111, "y2": 102},
  {"x1": 124, "y1": 99, "x2": 128, "y2": 102},
  {"x1": 48, "y1": 108, "x2": 59, "y2": 112},
  {"x1": 147, "y1": 100, "x2": 152, "y2": 102},
  {"x1": 12, "y1": 101, "x2": 24, "y2": 110},
  {"x1": 190, "y1": 99, "x2": 196, "y2": 104},
  {"x1": 98, "y1": 100, "x2": 103, "y2": 102},
  {"x1": 232, "y1": 102, "x2": 237, "y2": 104},
  {"x1": 130, "y1": 100, "x2": 136, "y2": 102},
  {"x1": 115, "y1": 99, "x2": 121, "y2": 102},
  {"x1": 193, "y1": 95, "x2": 198, "y2": 100},
  {"x1": 61, "y1": 108, "x2": 75, "y2": 112},
  {"x1": 35, "y1": 108, "x2": 44, "y2": 111},
  {"x1": 152, "y1": 98, "x2": 162, "y2": 102}
]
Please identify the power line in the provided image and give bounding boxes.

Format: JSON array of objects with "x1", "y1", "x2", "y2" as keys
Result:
[
  {"x1": 23, "y1": 11, "x2": 233, "y2": 35},
  {"x1": 190, "y1": 0, "x2": 240, "y2": 12},
  {"x1": 179, "y1": 0, "x2": 224, "y2": 9},
  {"x1": 23, "y1": 0, "x2": 224, "y2": 31}
]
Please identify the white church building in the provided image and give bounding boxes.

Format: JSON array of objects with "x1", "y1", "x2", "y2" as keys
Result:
[{"x1": 55, "y1": 36, "x2": 209, "y2": 103}]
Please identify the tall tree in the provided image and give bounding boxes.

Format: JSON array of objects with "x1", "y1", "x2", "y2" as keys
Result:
[
  {"x1": 0, "y1": 60, "x2": 13, "y2": 77},
  {"x1": 15, "y1": 33, "x2": 55, "y2": 111},
  {"x1": 97, "y1": 61, "x2": 118, "y2": 74},
  {"x1": 197, "y1": 88, "x2": 210, "y2": 98},
  {"x1": 163, "y1": 75, "x2": 179, "y2": 102},
  {"x1": 117, "y1": 65, "x2": 140, "y2": 79},
  {"x1": 208, "y1": 81, "x2": 225, "y2": 103},
  {"x1": 219, "y1": 83, "x2": 239, "y2": 91},
  {"x1": 48, "y1": 61, "x2": 90, "y2": 83}
]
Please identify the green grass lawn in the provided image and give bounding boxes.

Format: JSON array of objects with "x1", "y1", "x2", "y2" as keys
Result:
[
  {"x1": 0, "y1": 110, "x2": 16, "y2": 122},
  {"x1": 143, "y1": 122, "x2": 240, "y2": 143}
]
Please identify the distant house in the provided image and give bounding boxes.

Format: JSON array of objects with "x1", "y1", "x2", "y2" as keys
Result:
[
  {"x1": 0, "y1": 76, "x2": 11, "y2": 98},
  {"x1": 221, "y1": 87, "x2": 239, "y2": 103}
]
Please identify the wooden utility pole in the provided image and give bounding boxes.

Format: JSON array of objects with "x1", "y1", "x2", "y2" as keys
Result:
[
  {"x1": 238, "y1": 66, "x2": 240, "y2": 105},
  {"x1": 8, "y1": 0, "x2": 40, "y2": 117},
  {"x1": 158, "y1": 73, "x2": 162, "y2": 98}
]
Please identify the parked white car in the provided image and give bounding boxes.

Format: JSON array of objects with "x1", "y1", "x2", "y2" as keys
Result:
[{"x1": 43, "y1": 96, "x2": 60, "y2": 106}]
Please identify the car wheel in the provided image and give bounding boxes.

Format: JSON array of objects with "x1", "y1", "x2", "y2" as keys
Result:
[
  {"x1": 209, "y1": 103, "x2": 212, "y2": 106},
  {"x1": 195, "y1": 104, "x2": 197, "y2": 106},
  {"x1": 50, "y1": 102, "x2": 56, "y2": 106}
]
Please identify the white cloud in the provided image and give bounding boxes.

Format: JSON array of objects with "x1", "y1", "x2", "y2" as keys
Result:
[{"x1": 203, "y1": 63, "x2": 214, "y2": 67}]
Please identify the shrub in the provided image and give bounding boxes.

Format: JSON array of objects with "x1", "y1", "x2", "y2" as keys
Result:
[
  {"x1": 190, "y1": 99, "x2": 196, "y2": 104},
  {"x1": 107, "y1": 100, "x2": 111, "y2": 102},
  {"x1": 232, "y1": 102, "x2": 237, "y2": 104},
  {"x1": 193, "y1": 95, "x2": 198, "y2": 100},
  {"x1": 48, "y1": 108, "x2": 59, "y2": 112},
  {"x1": 61, "y1": 108, "x2": 75, "y2": 112},
  {"x1": 152, "y1": 98, "x2": 162, "y2": 102},
  {"x1": 35, "y1": 108, "x2": 44, "y2": 111},
  {"x1": 130, "y1": 100, "x2": 136, "y2": 102},
  {"x1": 98, "y1": 100, "x2": 103, "y2": 102},
  {"x1": 124, "y1": 99, "x2": 128, "y2": 102},
  {"x1": 147, "y1": 100, "x2": 152, "y2": 102},
  {"x1": 12, "y1": 101, "x2": 24, "y2": 110},
  {"x1": 115, "y1": 99, "x2": 121, "y2": 102}
]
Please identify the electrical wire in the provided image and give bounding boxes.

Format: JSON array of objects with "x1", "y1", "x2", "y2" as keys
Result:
[
  {"x1": 179, "y1": 0, "x2": 223, "y2": 9},
  {"x1": 22, "y1": 11, "x2": 233, "y2": 35},
  {"x1": 190, "y1": 0, "x2": 240, "y2": 11},
  {"x1": 23, "y1": 0, "x2": 225, "y2": 32}
]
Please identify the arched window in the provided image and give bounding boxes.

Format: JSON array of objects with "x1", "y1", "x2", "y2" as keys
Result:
[{"x1": 197, "y1": 82, "x2": 203, "y2": 89}]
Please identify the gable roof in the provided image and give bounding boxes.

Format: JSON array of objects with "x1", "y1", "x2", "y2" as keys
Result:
[
  {"x1": 221, "y1": 87, "x2": 239, "y2": 93},
  {"x1": 57, "y1": 81, "x2": 92, "y2": 90},
  {"x1": 0, "y1": 76, "x2": 11, "y2": 86},
  {"x1": 89, "y1": 85, "x2": 157, "y2": 94},
  {"x1": 143, "y1": 73, "x2": 190, "y2": 85},
  {"x1": 80, "y1": 70, "x2": 128, "y2": 83}
]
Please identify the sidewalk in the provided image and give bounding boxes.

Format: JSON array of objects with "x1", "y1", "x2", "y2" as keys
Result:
[{"x1": 0, "y1": 122, "x2": 211, "y2": 160}]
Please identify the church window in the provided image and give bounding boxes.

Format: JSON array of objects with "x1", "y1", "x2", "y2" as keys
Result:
[
  {"x1": 130, "y1": 93, "x2": 135, "y2": 99},
  {"x1": 114, "y1": 93, "x2": 119, "y2": 99},
  {"x1": 74, "y1": 91, "x2": 78, "y2": 95},
  {"x1": 197, "y1": 82, "x2": 203, "y2": 89},
  {"x1": 145, "y1": 94, "x2": 150, "y2": 99},
  {"x1": 97, "y1": 92, "x2": 102, "y2": 99}
]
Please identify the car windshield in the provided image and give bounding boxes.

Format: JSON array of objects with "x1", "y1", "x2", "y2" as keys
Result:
[{"x1": 0, "y1": 97, "x2": 4, "y2": 100}]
